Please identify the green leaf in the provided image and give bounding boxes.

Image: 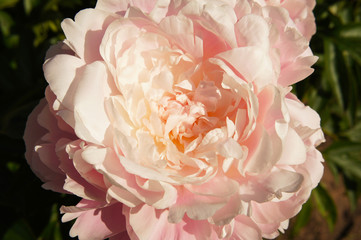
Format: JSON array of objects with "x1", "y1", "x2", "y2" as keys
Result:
[
  {"x1": 323, "y1": 39, "x2": 344, "y2": 109},
  {"x1": 342, "y1": 120, "x2": 361, "y2": 142},
  {"x1": 32, "y1": 20, "x2": 60, "y2": 46},
  {"x1": 6, "y1": 161, "x2": 20, "y2": 172},
  {"x1": 0, "y1": 0, "x2": 19, "y2": 9},
  {"x1": 292, "y1": 199, "x2": 312, "y2": 235},
  {"x1": 3, "y1": 219, "x2": 37, "y2": 240},
  {"x1": 341, "y1": 51, "x2": 358, "y2": 125},
  {"x1": 312, "y1": 184, "x2": 337, "y2": 231},
  {"x1": 330, "y1": 24, "x2": 361, "y2": 67},
  {"x1": 23, "y1": 0, "x2": 40, "y2": 14},
  {"x1": 336, "y1": 23, "x2": 361, "y2": 39},
  {"x1": 0, "y1": 10, "x2": 13, "y2": 36},
  {"x1": 327, "y1": 154, "x2": 361, "y2": 180},
  {"x1": 323, "y1": 141, "x2": 361, "y2": 156},
  {"x1": 38, "y1": 204, "x2": 63, "y2": 240},
  {"x1": 344, "y1": 176, "x2": 358, "y2": 212},
  {"x1": 324, "y1": 141, "x2": 361, "y2": 180}
]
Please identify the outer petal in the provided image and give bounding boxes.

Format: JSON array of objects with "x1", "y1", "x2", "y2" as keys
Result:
[
  {"x1": 61, "y1": 8, "x2": 118, "y2": 63},
  {"x1": 96, "y1": 0, "x2": 159, "y2": 15},
  {"x1": 216, "y1": 47, "x2": 276, "y2": 87},
  {"x1": 159, "y1": 15, "x2": 203, "y2": 59},
  {"x1": 168, "y1": 187, "x2": 228, "y2": 223},
  {"x1": 239, "y1": 168, "x2": 303, "y2": 202},
  {"x1": 125, "y1": 204, "x2": 214, "y2": 240},
  {"x1": 280, "y1": 0, "x2": 316, "y2": 40},
  {"x1": 24, "y1": 99, "x2": 66, "y2": 192},
  {"x1": 72, "y1": 61, "x2": 113, "y2": 145},
  {"x1": 235, "y1": 14, "x2": 270, "y2": 50},
  {"x1": 43, "y1": 54, "x2": 84, "y2": 110},
  {"x1": 243, "y1": 126, "x2": 282, "y2": 174},
  {"x1": 58, "y1": 140, "x2": 106, "y2": 201},
  {"x1": 230, "y1": 215, "x2": 262, "y2": 240},
  {"x1": 94, "y1": 146, "x2": 177, "y2": 209},
  {"x1": 61, "y1": 200, "x2": 126, "y2": 240},
  {"x1": 180, "y1": 0, "x2": 238, "y2": 48}
]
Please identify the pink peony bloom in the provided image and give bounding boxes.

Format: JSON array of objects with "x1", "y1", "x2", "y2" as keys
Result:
[{"x1": 24, "y1": 0, "x2": 324, "y2": 239}]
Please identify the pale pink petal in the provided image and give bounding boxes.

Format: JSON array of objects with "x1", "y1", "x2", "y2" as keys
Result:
[
  {"x1": 62, "y1": 200, "x2": 126, "y2": 240},
  {"x1": 210, "y1": 195, "x2": 245, "y2": 226},
  {"x1": 168, "y1": 187, "x2": 227, "y2": 223},
  {"x1": 277, "y1": 128, "x2": 307, "y2": 165},
  {"x1": 216, "y1": 47, "x2": 276, "y2": 87},
  {"x1": 239, "y1": 168, "x2": 303, "y2": 202},
  {"x1": 295, "y1": 148, "x2": 324, "y2": 189},
  {"x1": 61, "y1": 9, "x2": 117, "y2": 62},
  {"x1": 243, "y1": 126, "x2": 282, "y2": 174},
  {"x1": 181, "y1": 0, "x2": 238, "y2": 47},
  {"x1": 285, "y1": 93, "x2": 322, "y2": 130},
  {"x1": 95, "y1": 146, "x2": 177, "y2": 208},
  {"x1": 24, "y1": 99, "x2": 66, "y2": 192},
  {"x1": 235, "y1": 14, "x2": 270, "y2": 50},
  {"x1": 230, "y1": 215, "x2": 262, "y2": 240},
  {"x1": 281, "y1": 0, "x2": 316, "y2": 40},
  {"x1": 159, "y1": 15, "x2": 203, "y2": 59},
  {"x1": 125, "y1": 204, "x2": 213, "y2": 240},
  {"x1": 278, "y1": 55, "x2": 318, "y2": 86},
  {"x1": 58, "y1": 140, "x2": 106, "y2": 201},
  {"x1": 43, "y1": 54, "x2": 84, "y2": 109},
  {"x1": 95, "y1": 0, "x2": 131, "y2": 14},
  {"x1": 72, "y1": 61, "x2": 112, "y2": 144},
  {"x1": 96, "y1": 0, "x2": 160, "y2": 15},
  {"x1": 45, "y1": 41, "x2": 75, "y2": 61}
]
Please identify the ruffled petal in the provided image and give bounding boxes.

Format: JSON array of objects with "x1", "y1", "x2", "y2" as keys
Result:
[
  {"x1": 125, "y1": 204, "x2": 214, "y2": 240},
  {"x1": 62, "y1": 200, "x2": 126, "y2": 240}
]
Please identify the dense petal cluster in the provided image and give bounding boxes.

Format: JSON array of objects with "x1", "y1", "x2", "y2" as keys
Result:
[{"x1": 24, "y1": 0, "x2": 323, "y2": 239}]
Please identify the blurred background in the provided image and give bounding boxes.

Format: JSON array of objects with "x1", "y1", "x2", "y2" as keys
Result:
[{"x1": 0, "y1": 0, "x2": 360, "y2": 239}]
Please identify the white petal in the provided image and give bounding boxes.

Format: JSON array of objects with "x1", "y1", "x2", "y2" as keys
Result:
[{"x1": 73, "y1": 61, "x2": 111, "y2": 144}]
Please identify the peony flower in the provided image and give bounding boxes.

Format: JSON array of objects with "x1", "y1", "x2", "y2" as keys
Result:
[{"x1": 24, "y1": 0, "x2": 324, "y2": 239}]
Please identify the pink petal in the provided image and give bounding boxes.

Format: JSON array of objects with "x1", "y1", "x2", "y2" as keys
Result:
[
  {"x1": 58, "y1": 140, "x2": 106, "y2": 200},
  {"x1": 125, "y1": 204, "x2": 213, "y2": 240},
  {"x1": 277, "y1": 128, "x2": 307, "y2": 165},
  {"x1": 230, "y1": 215, "x2": 262, "y2": 240},
  {"x1": 43, "y1": 54, "x2": 84, "y2": 109},
  {"x1": 61, "y1": 9, "x2": 117, "y2": 62},
  {"x1": 235, "y1": 14, "x2": 270, "y2": 49},
  {"x1": 62, "y1": 200, "x2": 126, "y2": 240},
  {"x1": 159, "y1": 15, "x2": 203, "y2": 59},
  {"x1": 96, "y1": 0, "x2": 159, "y2": 15},
  {"x1": 243, "y1": 126, "x2": 282, "y2": 174},
  {"x1": 216, "y1": 46, "x2": 276, "y2": 88},
  {"x1": 72, "y1": 61, "x2": 112, "y2": 144},
  {"x1": 23, "y1": 99, "x2": 66, "y2": 192},
  {"x1": 168, "y1": 187, "x2": 227, "y2": 223}
]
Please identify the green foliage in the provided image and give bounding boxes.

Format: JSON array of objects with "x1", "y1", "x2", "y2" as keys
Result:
[
  {"x1": 292, "y1": 200, "x2": 312, "y2": 236},
  {"x1": 312, "y1": 184, "x2": 338, "y2": 231},
  {"x1": 0, "y1": 0, "x2": 19, "y2": 9},
  {"x1": 3, "y1": 219, "x2": 37, "y2": 240},
  {"x1": 38, "y1": 205, "x2": 63, "y2": 240},
  {"x1": 3, "y1": 205, "x2": 64, "y2": 240}
]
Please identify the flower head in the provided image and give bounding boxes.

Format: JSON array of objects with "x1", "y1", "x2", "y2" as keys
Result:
[{"x1": 24, "y1": 0, "x2": 323, "y2": 239}]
